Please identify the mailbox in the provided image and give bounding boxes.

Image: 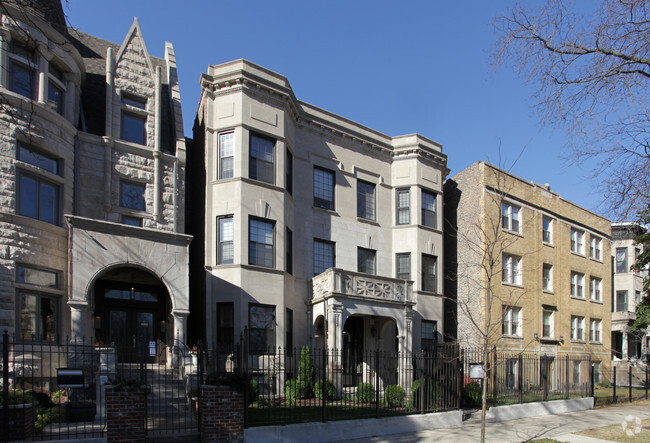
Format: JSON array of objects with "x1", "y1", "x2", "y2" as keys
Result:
[{"x1": 57, "y1": 368, "x2": 84, "y2": 388}]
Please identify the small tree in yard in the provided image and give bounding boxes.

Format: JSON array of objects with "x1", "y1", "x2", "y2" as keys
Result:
[
  {"x1": 298, "y1": 346, "x2": 315, "y2": 398},
  {"x1": 631, "y1": 212, "x2": 650, "y2": 341}
]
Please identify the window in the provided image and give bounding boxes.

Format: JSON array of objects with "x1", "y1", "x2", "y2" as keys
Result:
[
  {"x1": 285, "y1": 308, "x2": 293, "y2": 352},
  {"x1": 217, "y1": 302, "x2": 234, "y2": 351},
  {"x1": 286, "y1": 149, "x2": 293, "y2": 195},
  {"x1": 48, "y1": 63, "x2": 65, "y2": 115},
  {"x1": 396, "y1": 189, "x2": 410, "y2": 225},
  {"x1": 119, "y1": 181, "x2": 146, "y2": 211},
  {"x1": 18, "y1": 144, "x2": 60, "y2": 174},
  {"x1": 542, "y1": 308, "x2": 554, "y2": 338},
  {"x1": 635, "y1": 248, "x2": 641, "y2": 272},
  {"x1": 636, "y1": 290, "x2": 642, "y2": 307},
  {"x1": 589, "y1": 277, "x2": 602, "y2": 302},
  {"x1": 18, "y1": 171, "x2": 59, "y2": 225},
  {"x1": 8, "y1": 43, "x2": 36, "y2": 99},
  {"x1": 357, "y1": 180, "x2": 375, "y2": 220},
  {"x1": 313, "y1": 167, "x2": 335, "y2": 210},
  {"x1": 501, "y1": 203, "x2": 520, "y2": 233},
  {"x1": 589, "y1": 236, "x2": 602, "y2": 261},
  {"x1": 542, "y1": 263, "x2": 553, "y2": 292},
  {"x1": 219, "y1": 132, "x2": 234, "y2": 179},
  {"x1": 421, "y1": 320, "x2": 437, "y2": 351},
  {"x1": 122, "y1": 215, "x2": 142, "y2": 227},
  {"x1": 502, "y1": 254, "x2": 522, "y2": 285},
  {"x1": 249, "y1": 304, "x2": 275, "y2": 353},
  {"x1": 218, "y1": 216, "x2": 234, "y2": 264},
  {"x1": 249, "y1": 133, "x2": 274, "y2": 184},
  {"x1": 422, "y1": 254, "x2": 438, "y2": 293},
  {"x1": 542, "y1": 216, "x2": 552, "y2": 244},
  {"x1": 570, "y1": 272, "x2": 585, "y2": 298},
  {"x1": 615, "y1": 290, "x2": 628, "y2": 312},
  {"x1": 421, "y1": 190, "x2": 436, "y2": 229},
  {"x1": 357, "y1": 247, "x2": 376, "y2": 275},
  {"x1": 570, "y1": 228, "x2": 585, "y2": 255},
  {"x1": 16, "y1": 265, "x2": 60, "y2": 342},
  {"x1": 249, "y1": 218, "x2": 274, "y2": 267},
  {"x1": 313, "y1": 239, "x2": 335, "y2": 276},
  {"x1": 396, "y1": 253, "x2": 411, "y2": 280},
  {"x1": 615, "y1": 247, "x2": 628, "y2": 273},
  {"x1": 570, "y1": 316, "x2": 585, "y2": 341},
  {"x1": 285, "y1": 228, "x2": 293, "y2": 275},
  {"x1": 502, "y1": 306, "x2": 522, "y2": 336},
  {"x1": 121, "y1": 94, "x2": 147, "y2": 145},
  {"x1": 590, "y1": 319, "x2": 602, "y2": 343}
]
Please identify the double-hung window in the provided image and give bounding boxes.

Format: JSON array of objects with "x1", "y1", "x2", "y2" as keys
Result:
[
  {"x1": 313, "y1": 239, "x2": 335, "y2": 276},
  {"x1": 571, "y1": 316, "x2": 584, "y2": 341},
  {"x1": 249, "y1": 133, "x2": 275, "y2": 184},
  {"x1": 357, "y1": 180, "x2": 375, "y2": 220},
  {"x1": 249, "y1": 304, "x2": 275, "y2": 353},
  {"x1": 396, "y1": 189, "x2": 410, "y2": 225},
  {"x1": 589, "y1": 236, "x2": 602, "y2": 261},
  {"x1": 47, "y1": 62, "x2": 65, "y2": 115},
  {"x1": 570, "y1": 228, "x2": 585, "y2": 255},
  {"x1": 501, "y1": 202, "x2": 520, "y2": 233},
  {"x1": 8, "y1": 42, "x2": 36, "y2": 99},
  {"x1": 542, "y1": 216, "x2": 552, "y2": 244},
  {"x1": 314, "y1": 167, "x2": 335, "y2": 210},
  {"x1": 219, "y1": 132, "x2": 234, "y2": 179},
  {"x1": 396, "y1": 253, "x2": 411, "y2": 280},
  {"x1": 421, "y1": 190, "x2": 436, "y2": 228},
  {"x1": 121, "y1": 93, "x2": 147, "y2": 145},
  {"x1": 615, "y1": 248, "x2": 628, "y2": 273},
  {"x1": 542, "y1": 263, "x2": 553, "y2": 292},
  {"x1": 615, "y1": 290, "x2": 628, "y2": 312},
  {"x1": 249, "y1": 218, "x2": 274, "y2": 268},
  {"x1": 421, "y1": 320, "x2": 437, "y2": 351},
  {"x1": 422, "y1": 254, "x2": 438, "y2": 293},
  {"x1": 218, "y1": 216, "x2": 234, "y2": 264},
  {"x1": 17, "y1": 144, "x2": 61, "y2": 225},
  {"x1": 589, "y1": 277, "x2": 602, "y2": 302},
  {"x1": 286, "y1": 149, "x2": 293, "y2": 195},
  {"x1": 542, "y1": 307, "x2": 554, "y2": 338},
  {"x1": 285, "y1": 228, "x2": 293, "y2": 275},
  {"x1": 16, "y1": 265, "x2": 60, "y2": 341},
  {"x1": 570, "y1": 272, "x2": 585, "y2": 298},
  {"x1": 357, "y1": 247, "x2": 376, "y2": 275},
  {"x1": 502, "y1": 306, "x2": 521, "y2": 336},
  {"x1": 589, "y1": 319, "x2": 602, "y2": 343},
  {"x1": 502, "y1": 254, "x2": 522, "y2": 285}
]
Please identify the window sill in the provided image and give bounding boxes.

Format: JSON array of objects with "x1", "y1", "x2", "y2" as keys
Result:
[
  {"x1": 570, "y1": 339, "x2": 586, "y2": 344},
  {"x1": 502, "y1": 335, "x2": 523, "y2": 340},
  {"x1": 543, "y1": 289, "x2": 554, "y2": 294},
  {"x1": 314, "y1": 206, "x2": 339, "y2": 216},
  {"x1": 589, "y1": 341, "x2": 603, "y2": 345},
  {"x1": 502, "y1": 282, "x2": 524, "y2": 289},
  {"x1": 542, "y1": 241, "x2": 554, "y2": 248},
  {"x1": 503, "y1": 229, "x2": 523, "y2": 238},
  {"x1": 417, "y1": 224, "x2": 442, "y2": 234},
  {"x1": 539, "y1": 337, "x2": 559, "y2": 344},
  {"x1": 241, "y1": 264, "x2": 284, "y2": 275},
  {"x1": 589, "y1": 299, "x2": 603, "y2": 304},
  {"x1": 570, "y1": 296, "x2": 587, "y2": 301},
  {"x1": 357, "y1": 217, "x2": 379, "y2": 226},
  {"x1": 589, "y1": 257, "x2": 603, "y2": 264},
  {"x1": 570, "y1": 251, "x2": 586, "y2": 258}
]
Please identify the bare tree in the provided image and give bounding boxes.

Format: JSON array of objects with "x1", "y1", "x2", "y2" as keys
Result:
[{"x1": 494, "y1": 0, "x2": 650, "y2": 219}]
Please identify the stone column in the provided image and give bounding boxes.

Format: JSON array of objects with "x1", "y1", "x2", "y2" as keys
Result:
[
  {"x1": 326, "y1": 301, "x2": 343, "y2": 396},
  {"x1": 36, "y1": 43, "x2": 51, "y2": 105},
  {"x1": 172, "y1": 309, "x2": 189, "y2": 369},
  {"x1": 398, "y1": 311, "x2": 414, "y2": 392},
  {"x1": 0, "y1": 30, "x2": 10, "y2": 89},
  {"x1": 622, "y1": 330, "x2": 629, "y2": 360},
  {"x1": 68, "y1": 300, "x2": 88, "y2": 343}
]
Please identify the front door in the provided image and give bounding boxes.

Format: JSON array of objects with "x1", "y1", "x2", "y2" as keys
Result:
[{"x1": 342, "y1": 316, "x2": 363, "y2": 387}]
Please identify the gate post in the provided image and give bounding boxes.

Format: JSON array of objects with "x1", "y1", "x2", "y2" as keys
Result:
[
  {"x1": 518, "y1": 353, "x2": 523, "y2": 404},
  {"x1": 629, "y1": 365, "x2": 632, "y2": 402},
  {"x1": 565, "y1": 355, "x2": 569, "y2": 399},
  {"x1": 2, "y1": 331, "x2": 9, "y2": 443},
  {"x1": 613, "y1": 367, "x2": 617, "y2": 403}
]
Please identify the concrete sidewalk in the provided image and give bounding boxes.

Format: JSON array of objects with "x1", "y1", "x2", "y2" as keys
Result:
[{"x1": 340, "y1": 402, "x2": 650, "y2": 443}]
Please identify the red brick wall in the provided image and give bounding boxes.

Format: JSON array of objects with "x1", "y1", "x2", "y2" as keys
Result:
[
  {"x1": 199, "y1": 385, "x2": 244, "y2": 443},
  {"x1": 106, "y1": 388, "x2": 145, "y2": 443}
]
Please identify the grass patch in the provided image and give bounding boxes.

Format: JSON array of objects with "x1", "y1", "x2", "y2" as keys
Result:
[{"x1": 574, "y1": 417, "x2": 650, "y2": 442}]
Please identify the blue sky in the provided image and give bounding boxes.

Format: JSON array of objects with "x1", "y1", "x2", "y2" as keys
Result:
[{"x1": 65, "y1": 0, "x2": 605, "y2": 215}]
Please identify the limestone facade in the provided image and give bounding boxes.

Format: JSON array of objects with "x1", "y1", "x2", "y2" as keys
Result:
[
  {"x1": 0, "y1": 3, "x2": 190, "y2": 351},
  {"x1": 191, "y1": 59, "x2": 449, "y2": 359},
  {"x1": 445, "y1": 162, "x2": 612, "y2": 374}
]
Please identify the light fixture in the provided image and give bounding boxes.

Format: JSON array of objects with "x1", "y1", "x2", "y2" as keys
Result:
[
  {"x1": 534, "y1": 332, "x2": 539, "y2": 341},
  {"x1": 559, "y1": 335, "x2": 564, "y2": 344}
]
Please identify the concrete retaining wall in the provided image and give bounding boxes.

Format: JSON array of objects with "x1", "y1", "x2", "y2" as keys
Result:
[
  {"x1": 245, "y1": 410, "x2": 463, "y2": 443},
  {"x1": 486, "y1": 397, "x2": 594, "y2": 422}
]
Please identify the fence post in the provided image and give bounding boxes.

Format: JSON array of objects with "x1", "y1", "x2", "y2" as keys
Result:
[
  {"x1": 629, "y1": 365, "x2": 632, "y2": 402},
  {"x1": 322, "y1": 347, "x2": 327, "y2": 423},
  {"x1": 590, "y1": 363, "x2": 595, "y2": 398},
  {"x1": 565, "y1": 355, "x2": 569, "y2": 399},
  {"x1": 2, "y1": 331, "x2": 8, "y2": 443},
  {"x1": 491, "y1": 346, "x2": 497, "y2": 404},
  {"x1": 613, "y1": 366, "x2": 617, "y2": 404},
  {"x1": 419, "y1": 351, "x2": 424, "y2": 414},
  {"x1": 542, "y1": 358, "x2": 548, "y2": 402},
  {"x1": 646, "y1": 368, "x2": 648, "y2": 400},
  {"x1": 456, "y1": 347, "x2": 462, "y2": 409},
  {"x1": 518, "y1": 353, "x2": 523, "y2": 404},
  {"x1": 375, "y1": 350, "x2": 380, "y2": 419}
]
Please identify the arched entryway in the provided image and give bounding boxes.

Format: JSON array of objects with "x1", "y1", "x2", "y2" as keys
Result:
[{"x1": 92, "y1": 267, "x2": 171, "y2": 362}]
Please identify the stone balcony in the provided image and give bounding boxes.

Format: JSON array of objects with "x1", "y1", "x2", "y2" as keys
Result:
[
  {"x1": 612, "y1": 310, "x2": 636, "y2": 324},
  {"x1": 311, "y1": 268, "x2": 414, "y2": 305}
]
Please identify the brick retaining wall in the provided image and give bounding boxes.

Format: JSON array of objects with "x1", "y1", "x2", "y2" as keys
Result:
[
  {"x1": 106, "y1": 387, "x2": 145, "y2": 443},
  {"x1": 200, "y1": 385, "x2": 244, "y2": 443}
]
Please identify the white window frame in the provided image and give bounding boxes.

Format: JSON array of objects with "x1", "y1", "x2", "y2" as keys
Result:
[
  {"x1": 217, "y1": 215, "x2": 234, "y2": 265},
  {"x1": 502, "y1": 253, "x2": 522, "y2": 286},
  {"x1": 396, "y1": 188, "x2": 410, "y2": 225},
  {"x1": 502, "y1": 305, "x2": 522, "y2": 336},
  {"x1": 570, "y1": 272, "x2": 585, "y2": 298},
  {"x1": 589, "y1": 277, "x2": 602, "y2": 302},
  {"x1": 615, "y1": 247, "x2": 628, "y2": 273},
  {"x1": 542, "y1": 216, "x2": 553, "y2": 244},
  {"x1": 570, "y1": 228, "x2": 585, "y2": 255},
  {"x1": 218, "y1": 131, "x2": 234, "y2": 179},
  {"x1": 589, "y1": 318, "x2": 602, "y2": 343},
  {"x1": 542, "y1": 263, "x2": 553, "y2": 292},
  {"x1": 589, "y1": 235, "x2": 602, "y2": 261},
  {"x1": 542, "y1": 308, "x2": 554, "y2": 338},
  {"x1": 615, "y1": 290, "x2": 628, "y2": 312},
  {"x1": 501, "y1": 202, "x2": 521, "y2": 234},
  {"x1": 47, "y1": 62, "x2": 66, "y2": 115},
  {"x1": 571, "y1": 316, "x2": 585, "y2": 341}
]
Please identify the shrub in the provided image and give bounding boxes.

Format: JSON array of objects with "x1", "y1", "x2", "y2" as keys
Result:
[
  {"x1": 382, "y1": 384, "x2": 405, "y2": 407},
  {"x1": 356, "y1": 382, "x2": 375, "y2": 403},
  {"x1": 248, "y1": 379, "x2": 260, "y2": 404},
  {"x1": 315, "y1": 379, "x2": 335, "y2": 400},
  {"x1": 409, "y1": 378, "x2": 445, "y2": 410},
  {"x1": 0, "y1": 389, "x2": 34, "y2": 406},
  {"x1": 297, "y1": 346, "x2": 315, "y2": 398},
  {"x1": 461, "y1": 381, "x2": 482, "y2": 407},
  {"x1": 284, "y1": 379, "x2": 303, "y2": 404}
]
